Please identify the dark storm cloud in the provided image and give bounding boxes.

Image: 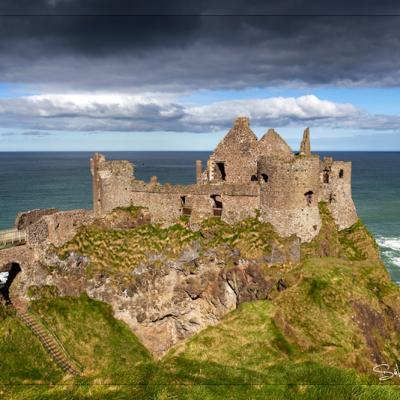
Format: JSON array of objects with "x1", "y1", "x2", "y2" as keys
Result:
[{"x1": 1, "y1": 1, "x2": 400, "y2": 91}]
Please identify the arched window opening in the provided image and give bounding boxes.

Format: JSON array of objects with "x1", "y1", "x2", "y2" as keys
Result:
[
  {"x1": 211, "y1": 194, "x2": 223, "y2": 217},
  {"x1": 304, "y1": 191, "x2": 313, "y2": 205},
  {"x1": 261, "y1": 173, "x2": 269, "y2": 183},
  {"x1": 0, "y1": 262, "x2": 21, "y2": 303},
  {"x1": 339, "y1": 169, "x2": 344, "y2": 178},
  {"x1": 251, "y1": 175, "x2": 258, "y2": 182}
]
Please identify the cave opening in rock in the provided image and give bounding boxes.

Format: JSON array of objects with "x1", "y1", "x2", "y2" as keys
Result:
[{"x1": 0, "y1": 262, "x2": 21, "y2": 303}]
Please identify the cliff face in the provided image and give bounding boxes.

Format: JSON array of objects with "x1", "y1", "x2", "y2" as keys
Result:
[
  {"x1": 8, "y1": 203, "x2": 396, "y2": 357},
  {"x1": 14, "y1": 208, "x2": 300, "y2": 356},
  {"x1": 0, "y1": 204, "x2": 400, "y2": 398}
]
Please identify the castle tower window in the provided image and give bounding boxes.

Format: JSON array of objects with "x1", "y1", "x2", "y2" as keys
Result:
[
  {"x1": 261, "y1": 173, "x2": 269, "y2": 183},
  {"x1": 251, "y1": 175, "x2": 258, "y2": 182},
  {"x1": 215, "y1": 162, "x2": 226, "y2": 181},
  {"x1": 211, "y1": 194, "x2": 223, "y2": 217},
  {"x1": 181, "y1": 196, "x2": 192, "y2": 216},
  {"x1": 339, "y1": 169, "x2": 344, "y2": 178},
  {"x1": 304, "y1": 191, "x2": 313, "y2": 205},
  {"x1": 323, "y1": 171, "x2": 330, "y2": 184}
]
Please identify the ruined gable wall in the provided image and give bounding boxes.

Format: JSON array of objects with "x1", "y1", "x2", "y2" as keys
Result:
[
  {"x1": 208, "y1": 118, "x2": 259, "y2": 184},
  {"x1": 258, "y1": 156, "x2": 322, "y2": 242},
  {"x1": 319, "y1": 160, "x2": 358, "y2": 229}
]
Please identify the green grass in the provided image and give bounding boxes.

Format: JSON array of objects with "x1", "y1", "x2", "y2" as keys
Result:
[
  {"x1": 3, "y1": 205, "x2": 400, "y2": 398},
  {"x1": 3, "y1": 252, "x2": 400, "y2": 399}
]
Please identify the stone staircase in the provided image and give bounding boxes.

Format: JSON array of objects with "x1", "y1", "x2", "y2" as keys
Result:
[{"x1": 12, "y1": 301, "x2": 81, "y2": 376}]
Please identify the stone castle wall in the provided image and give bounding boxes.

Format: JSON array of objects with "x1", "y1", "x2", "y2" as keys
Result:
[
  {"x1": 319, "y1": 158, "x2": 358, "y2": 229},
  {"x1": 15, "y1": 208, "x2": 59, "y2": 230},
  {"x1": 90, "y1": 118, "x2": 359, "y2": 242},
  {"x1": 258, "y1": 155, "x2": 322, "y2": 241},
  {"x1": 26, "y1": 209, "x2": 95, "y2": 247}
]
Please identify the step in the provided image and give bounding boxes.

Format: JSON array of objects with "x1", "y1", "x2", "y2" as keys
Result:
[{"x1": 15, "y1": 310, "x2": 81, "y2": 376}]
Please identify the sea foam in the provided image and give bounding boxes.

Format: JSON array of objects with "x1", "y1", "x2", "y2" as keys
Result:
[{"x1": 376, "y1": 236, "x2": 400, "y2": 268}]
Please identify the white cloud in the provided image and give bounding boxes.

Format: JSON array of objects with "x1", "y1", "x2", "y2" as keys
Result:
[{"x1": 0, "y1": 92, "x2": 398, "y2": 134}]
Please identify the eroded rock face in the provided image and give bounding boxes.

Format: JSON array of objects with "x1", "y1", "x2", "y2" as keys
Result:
[{"x1": 15, "y1": 246, "x2": 276, "y2": 357}]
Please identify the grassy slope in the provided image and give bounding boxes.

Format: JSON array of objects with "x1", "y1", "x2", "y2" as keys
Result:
[{"x1": 2, "y1": 204, "x2": 400, "y2": 399}]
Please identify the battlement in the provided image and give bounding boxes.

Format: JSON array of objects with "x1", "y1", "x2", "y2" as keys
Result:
[{"x1": 90, "y1": 117, "x2": 358, "y2": 242}]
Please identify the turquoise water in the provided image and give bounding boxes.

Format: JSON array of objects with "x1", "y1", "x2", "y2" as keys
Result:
[{"x1": 0, "y1": 151, "x2": 399, "y2": 282}]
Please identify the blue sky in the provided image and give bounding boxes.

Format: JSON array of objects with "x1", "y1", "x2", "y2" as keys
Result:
[{"x1": 1, "y1": 85, "x2": 399, "y2": 151}]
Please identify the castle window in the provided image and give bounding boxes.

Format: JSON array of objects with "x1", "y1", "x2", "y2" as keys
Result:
[
  {"x1": 251, "y1": 175, "x2": 258, "y2": 182},
  {"x1": 261, "y1": 173, "x2": 269, "y2": 183},
  {"x1": 215, "y1": 162, "x2": 226, "y2": 181},
  {"x1": 304, "y1": 191, "x2": 313, "y2": 205},
  {"x1": 211, "y1": 194, "x2": 223, "y2": 217},
  {"x1": 339, "y1": 169, "x2": 344, "y2": 178},
  {"x1": 181, "y1": 196, "x2": 192, "y2": 216},
  {"x1": 323, "y1": 171, "x2": 329, "y2": 184}
]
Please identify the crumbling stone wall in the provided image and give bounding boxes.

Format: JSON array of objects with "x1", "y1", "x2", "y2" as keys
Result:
[
  {"x1": 90, "y1": 117, "x2": 359, "y2": 243},
  {"x1": 207, "y1": 117, "x2": 258, "y2": 184},
  {"x1": 319, "y1": 158, "x2": 358, "y2": 229},
  {"x1": 258, "y1": 155, "x2": 322, "y2": 241},
  {"x1": 15, "y1": 208, "x2": 59, "y2": 230},
  {"x1": 26, "y1": 210, "x2": 95, "y2": 247}
]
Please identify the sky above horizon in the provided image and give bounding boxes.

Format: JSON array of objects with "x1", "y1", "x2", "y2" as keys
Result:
[{"x1": 1, "y1": 1, "x2": 400, "y2": 151}]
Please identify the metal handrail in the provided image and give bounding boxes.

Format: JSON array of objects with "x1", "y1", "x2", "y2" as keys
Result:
[{"x1": 0, "y1": 228, "x2": 26, "y2": 247}]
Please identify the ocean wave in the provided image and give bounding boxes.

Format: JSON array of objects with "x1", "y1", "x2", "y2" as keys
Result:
[
  {"x1": 376, "y1": 237, "x2": 400, "y2": 251},
  {"x1": 376, "y1": 236, "x2": 400, "y2": 269}
]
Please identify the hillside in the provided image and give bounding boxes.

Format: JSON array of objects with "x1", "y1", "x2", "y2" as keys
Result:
[{"x1": 1, "y1": 203, "x2": 400, "y2": 399}]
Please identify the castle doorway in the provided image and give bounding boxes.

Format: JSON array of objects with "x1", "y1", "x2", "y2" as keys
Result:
[{"x1": 0, "y1": 262, "x2": 21, "y2": 303}]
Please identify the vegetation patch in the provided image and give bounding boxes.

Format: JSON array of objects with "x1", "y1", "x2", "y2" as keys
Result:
[{"x1": 27, "y1": 285, "x2": 60, "y2": 300}]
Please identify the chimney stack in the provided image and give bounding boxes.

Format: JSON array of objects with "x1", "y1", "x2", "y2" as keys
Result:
[
  {"x1": 196, "y1": 160, "x2": 203, "y2": 183},
  {"x1": 300, "y1": 128, "x2": 311, "y2": 156}
]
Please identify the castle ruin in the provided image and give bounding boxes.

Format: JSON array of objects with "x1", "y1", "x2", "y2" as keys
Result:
[{"x1": 91, "y1": 117, "x2": 358, "y2": 242}]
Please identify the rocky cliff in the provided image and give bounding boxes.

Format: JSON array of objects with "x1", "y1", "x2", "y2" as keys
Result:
[{"x1": 8, "y1": 203, "x2": 399, "y2": 364}]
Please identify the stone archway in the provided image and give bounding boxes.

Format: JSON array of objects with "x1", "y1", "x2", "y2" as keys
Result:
[{"x1": 0, "y1": 262, "x2": 21, "y2": 303}]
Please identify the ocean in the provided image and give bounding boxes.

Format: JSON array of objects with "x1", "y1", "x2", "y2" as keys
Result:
[{"x1": 0, "y1": 151, "x2": 399, "y2": 282}]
